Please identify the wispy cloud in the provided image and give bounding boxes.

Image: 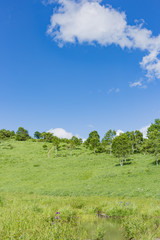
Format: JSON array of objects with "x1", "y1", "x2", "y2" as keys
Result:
[
  {"x1": 129, "y1": 79, "x2": 147, "y2": 88},
  {"x1": 107, "y1": 88, "x2": 120, "y2": 94},
  {"x1": 88, "y1": 124, "x2": 94, "y2": 129},
  {"x1": 47, "y1": 0, "x2": 160, "y2": 83}
]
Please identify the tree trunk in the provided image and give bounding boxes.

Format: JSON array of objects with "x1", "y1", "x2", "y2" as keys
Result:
[
  {"x1": 55, "y1": 146, "x2": 57, "y2": 157},
  {"x1": 156, "y1": 153, "x2": 158, "y2": 166},
  {"x1": 110, "y1": 144, "x2": 112, "y2": 155},
  {"x1": 70, "y1": 145, "x2": 72, "y2": 156},
  {"x1": 94, "y1": 147, "x2": 96, "y2": 154},
  {"x1": 132, "y1": 144, "x2": 134, "y2": 154},
  {"x1": 120, "y1": 158, "x2": 123, "y2": 167}
]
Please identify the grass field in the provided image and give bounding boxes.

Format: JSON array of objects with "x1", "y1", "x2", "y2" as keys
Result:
[{"x1": 1, "y1": 140, "x2": 160, "y2": 239}]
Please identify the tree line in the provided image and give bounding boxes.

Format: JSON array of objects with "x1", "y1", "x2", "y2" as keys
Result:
[{"x1": 0, "y1": 119, "x2": 160, "y2": 165}]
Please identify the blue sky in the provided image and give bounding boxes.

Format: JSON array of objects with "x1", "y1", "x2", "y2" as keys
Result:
[{"x1": 0, "y1": 0, "x2": 160, "y2": 139}]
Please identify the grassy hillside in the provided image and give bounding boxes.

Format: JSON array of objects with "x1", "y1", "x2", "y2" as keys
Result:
[
  {"x1": 0, "y1": 140, "x2": 159, "y2": 197},
  {"x1": 1, "y1": 140, "x2": 160, "y2": 239}
]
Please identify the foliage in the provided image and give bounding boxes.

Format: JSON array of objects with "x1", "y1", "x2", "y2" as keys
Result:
[
  {"x1": 0, "y1": 129, "x2": 15, "y2": 140},
  {"x1": 34, "y1": 131, "x2": 41, "y2": 139},
  {"x1": 85, "y1": 130, "x2": 100, "y2": 153},
  {"x1": 16, "y1": 127, "x2": 30, "y2": 141},
  {"x1": 102, "y1": 129, "x2": 116, "y2": 154},
  {"x1": 147, "y1": 119, "x2": 160, "y2": 165},
  {"x1": 112, "y1": 133, "x2": 132, "y2": 166},
  {"x1": 41, "y1": 132, "x2": 53, "y2": 142}
]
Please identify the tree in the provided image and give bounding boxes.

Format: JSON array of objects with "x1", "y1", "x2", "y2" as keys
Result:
[
  {"x1": 0, "y1": 129, "x2": 15, "y2": 141},
  {"x1": 34, "y1": 131, "x2": 41, "y2": 139},
  {"x1": 52, "y1": 136, "x2": 60, "y2": 157},
  {"x1": 147, "y1": 119, "x2": 160, "y2": 165},
  {"x1": 141, "y1": 139, "x2": 151, "y2": 155},
  {"x1": 69, "y1": 136, "x2": 81, "y2": 156},
  {"x1": 102, "y1": 129, "x2": 116, "y2": 154},
  {"x1": 112, "y1": 133, "x2": 132, "y2": 166},
  {"x1": 41, "y1": 132, "x2": 53, "y2": 142},
  {"x1": 146, "y1": 121, "x2": 160, "y2": 165},
  {"x1": 147, "y1": 119, "x2": 160, "y2": 138},
  {"x1": 16, "y1": 127, "x2": 30, "y2": 141},
  {"x1": 134, "y1": 130, "x2": 143, "y2": 152},
  {"x1": 86, "y1": 131, "x2": 100, "y2": 153},
  {"x1": 126, "y1": 130, "x2": 143, "y2": 153}
]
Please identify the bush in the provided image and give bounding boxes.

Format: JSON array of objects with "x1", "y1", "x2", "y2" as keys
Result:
[{"x1": 43, "y1": 144, "x2": 48, "y2": 150}]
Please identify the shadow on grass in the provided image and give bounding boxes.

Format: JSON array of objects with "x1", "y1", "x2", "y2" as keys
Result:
[
  {"x1": 115, "y1": 159, "x2": 132, "y2": 167},
  {"x1": 150, "y1": 160, "x2": 159, "y2": 166}
]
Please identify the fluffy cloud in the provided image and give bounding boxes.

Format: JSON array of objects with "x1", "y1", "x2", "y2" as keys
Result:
[
  {"x1": 48, "y1": 128, "x2": 73, "y2": 139},
  {"x1": 48, "y1": 128, "x2": 86, "y2": 141},
  {"x1": 47, "y1": 0, "x2": 160, "y2": 82},
  {"x1": 116, "y1": 129, "x2": 124, "y2": 136},
  {"x1": 139, "y1": 125, "x2": 150, "y2": 138}
]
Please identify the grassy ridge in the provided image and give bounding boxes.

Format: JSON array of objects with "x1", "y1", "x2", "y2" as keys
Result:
[{"x1": 0, "y1": 140, "x2": 159, "y2": 197}]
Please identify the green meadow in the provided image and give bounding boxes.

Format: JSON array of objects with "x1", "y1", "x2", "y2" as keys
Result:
[{"x1": 1, "y1": 140, "x2": 160, "y2": 239}]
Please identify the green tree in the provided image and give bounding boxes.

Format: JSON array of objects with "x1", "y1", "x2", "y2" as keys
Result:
[
  {"x1": 147, "y1": 119, "x2": 160, "y2": 138},
  {"x1": 34, "y1": 131, "x2": 41, "y2": 139},
  {"x1": 147, "y1": 119, "x2": 160, "y2": 165},
  {"x1": 126, "y1": 130, "x2": 143, "y2": 153},
  {"x1": 0, "y1": 129, "x2": 15, "y2": 141},
  {"x1": 134, "y1": 130, "x2": 143, "y2": 152},
  {"x1": 112, "y1": 133, "x2": 132, "y2": 166},
  {"x1": 16, "y1": 127, "x2": 30, "y2": 141},
  {"x1": 86, "y1": 131, "x2": 100, "y2": 153},
  {"x1": 102, "y1": 129, "x2": 116, "y2": 154},
  {"x1": 52, "y1": 136, "x2": 60, "y2": 157},
  {"x1": 69, "y1": 136, "x2": 81, "y2": 156},
  {"x1": 141, "y1": 139, "x2": 151, "y2": 155},
  {"x1": 41, "y1": 132, "x2": 53, "y2": 142}
]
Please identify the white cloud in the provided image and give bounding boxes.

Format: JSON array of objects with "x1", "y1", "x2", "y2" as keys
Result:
[
  {"x1": 139, "y1": 125, "x2": 150, "y2": 138},
  {"x1": 129, "y1": 79, "x2": 147, "y2": 88},
  {"x1": 48, "y1": 128, "x2": 85, "y2": 141},
  {"x1": 116, "y1": 129, "x2": 124, "y2": 136},
  {"x1": 129, "y1": 80, "x2": 142, "y2": 88},
  {"x1": 47, "y1": 0, "x2": 160, "y2": 82},
  {"x1": 108, "y1": 88, "x2": 120, "y2": 94},
  {"x1": 48, "y1": 128, "x2": 73, "y2": 139}
]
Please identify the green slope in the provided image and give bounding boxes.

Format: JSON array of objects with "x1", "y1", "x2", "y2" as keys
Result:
[{"x1": 0, "y1": 140, "x2": 159, "y2": 198}]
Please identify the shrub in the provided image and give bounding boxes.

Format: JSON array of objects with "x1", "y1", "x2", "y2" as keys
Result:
[{"x1": 43, "y1": 144, "x2": 48, "y2": 150}]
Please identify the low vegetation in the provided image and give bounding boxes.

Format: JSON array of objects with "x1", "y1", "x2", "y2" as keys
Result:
[{"x1": 1, "y1": 119, "x2": 160, "y2": 239}]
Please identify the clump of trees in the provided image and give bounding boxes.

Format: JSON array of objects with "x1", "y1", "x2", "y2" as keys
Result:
[
  {"x1": 1, "y1": 118, "x2": 160, "y2": 166},
  {"x1": 146, "y1": 119, "x2": 160, "y2": 165},
  {"x1": 16, "y1": 127, "x2": 30, "y2": 141},
  {"x1": 112, "y1": 133, "x2": 132, "y2": 166},
  {"x1": 0, "y1": 129, "x2": 15, "y2": 141}
]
